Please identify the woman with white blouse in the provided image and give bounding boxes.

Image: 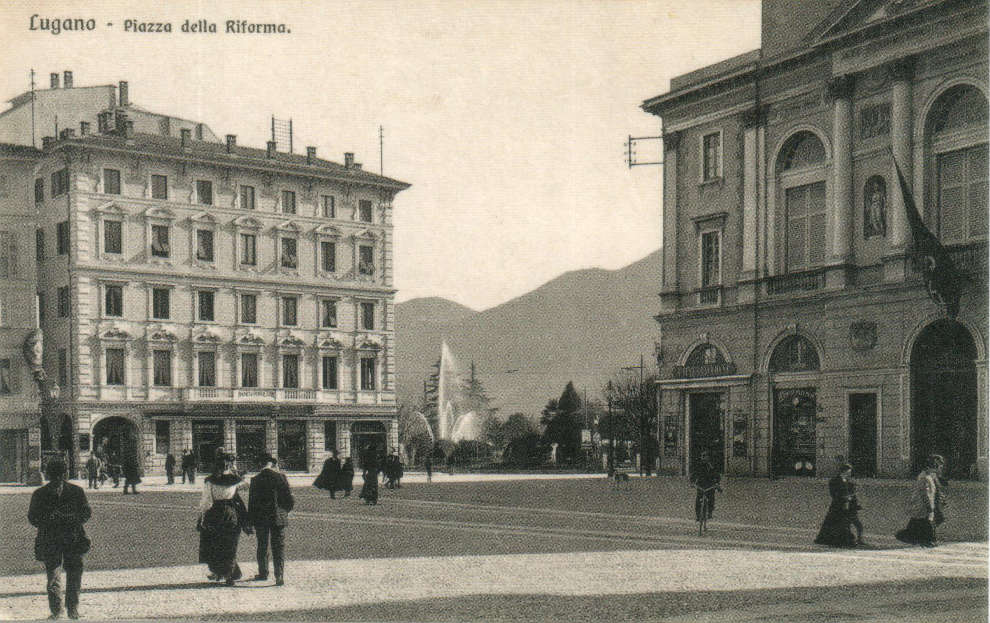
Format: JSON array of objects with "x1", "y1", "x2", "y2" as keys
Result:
[{"x1": 197, "y1": 453, "x2": 251, "y2": 585}]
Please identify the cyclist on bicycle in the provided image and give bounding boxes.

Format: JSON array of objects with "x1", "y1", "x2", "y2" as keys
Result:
[{"x1": 691, "y1": 451, "x2": 722, "y2": 521}]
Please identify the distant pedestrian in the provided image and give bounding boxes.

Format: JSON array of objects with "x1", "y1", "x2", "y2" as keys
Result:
[
  {"x1": 181, "y1": 450, "x2": 196, "y2": 484},
  {"x1": 28, "y1": 457, "x2": 91, "y2": 620},
  {"x1": 165, "y1": 452, "x2": 176, "y2": 485},
  {"x1": 896, "y1": 454, "x2": 946, "y2": 547},
  {"x1": 814, "y1": 463, "x2": 863, "y2": 547},
  {"x1": 338, "y1": 457, "x2": 355, "y2": 497},
  {"x1": 85, "y1": 455, "x2": 100, "y2": 490},
  {"x1": 248, "y1": 455, "x2": 294, "y2": 586},
  {"x1": 359, "y1": 450, "x2": 379, "y2": 505},
  {"x1": 313, "y1": 451, "x2": 341, "y2": 498},
  {"x1": 424, "y1": 456, "x2": 432, "y2": 484},
  {"x1": 108, "y1": 452, "x2": 120, "y2": 488},
  {"x1": 198, "y1": 453, "x2": 250, "y2": 586},
  {"x1": 122, "y1": 453, "x2": 141, "y2": 495},
  {"x1": 690, "y1": 451, "x2": 722, "y2": 522},
  {"x1": 394, "y1": 454, "x2": 404, "y2": 488}
]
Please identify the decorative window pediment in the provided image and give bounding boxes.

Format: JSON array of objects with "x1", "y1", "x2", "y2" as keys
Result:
[
  {"x1": 318, "y1": 335, "x2": 345, "y2": 350},
  {"x1": 147, "y1": 328, "x2": 178, "y2": 343},
  {"x1": 143, "y1": 206, "x2": 176, "y2": 221},
  {"x1": 357, "y1": 337, "x2": 382, "y2": 351},
  {"x1": 238, "y1": 333, "x2": 266, "y2": 346},
  {"x1": 190, "y1": 211, "x2": 218, "y2": 226},
  {"x1": 275, "y1": 220, "x2": 302, "y2": 233},
  {"x1": 279, "y1": 334, "x2": 306, "y2": 348},
  {"x1": 352, "y1": 229, "x2": 378, "y2": 242},
  {"x1": 315, "y1": 224, "x2": 343, "y2": 239},
  {"x1": 233, "y1": 215, "x2": 262, "y2": 230},
  {"x1": 101, "y1": 326, "x2": 131, "y2": 341},
  {"x1": 92, "y1": 201, "x2": 126, "y2": 216},
  {"x1": 193, "y1": 330, "x2": 222, "y2": 344}
]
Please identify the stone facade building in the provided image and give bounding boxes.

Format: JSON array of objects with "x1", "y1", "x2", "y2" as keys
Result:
[
  {"x1": 0, "y1": 74, "x2": 408, "y2": 479},
  {"x1": 643, "y1": 0, "x2": 988, "y2": 480}
]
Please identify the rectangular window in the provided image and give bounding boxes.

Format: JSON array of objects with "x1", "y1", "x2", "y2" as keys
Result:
[
  {"x1": 104, "y1": 284, "x2": 123, "y2": 317},
  {"x1": 322, "y1": 195, "x2": 335, "y2": 218},
  {"x1": 51, "y1": 168, "x2": 69, "y2": 196},
  {"x1": 104, "y1": 168, "x2": 121, "y2": 195},
  {"x1": 358, "y1": 245, "x2": 374, "y2": 275},
  {"x1": 240, "y1": 185, "x2": 255, "y2": 210},
  {"x1": 281, "y1": 237, "x2": 297, "y2": 269},
  {"x1": 241, "y1": 353, "x2": 259, "y2": 387},
  {"x1": 281, "y1": 190, "x2": 296, "y2": 214},
  {"x1": 36, "y1": 229, "x2": 44, "y2": 261},
  {"x1": 282, "y1": 296, "x2": 297, "y2": 326},
  {"x1": 196, "y1": 229, "x2": 214, "y2": 262},
  {"x1": 700, "y1": 231, "x2": 720, "y2": 288},
  {"x1": 322, "y1": 356, "x2": 338, "y2": 390},
  {"x1": 155, "y1": 420, "x2": 170, "y2": 454},
  {"x1": 324, "y1": 421, "x2": 337, "y2": 451},
  {"x1": 57, "y1": 221, "x2": 69, "y2": 255},
  {"x1": 151, "y1": 225, "x2": 170, "y2": 258},
  {"x1": 359, "y1": 199, "x2": 373, "y2": 223},
  {"x1": 151, "y1": 174, "x2": 168, "y2": 200},
  {"x1": 785, "y1": 181, "x2": 827, "y2": 272},
  {"x1": 104, "y1": 220, "x2": 122, "y2": 254},
  {"x1": 240, "y1": 294, "x2": 257, "y2": 324},
  {"x1": 321, "y1": 241, "x2": 336, "y2": 272},
  {"x1": 937, "y1": 145, "x2": 989, "y2": 244},
  {"x1": 360, "y1": 357, "x2": 376, "y2": 391},
  {"x1": 106, "y1": 348, "x2": 125, "y2": 385},
  {"x1": 152, "y1": 288, "x2": 170, "y2": 320},
  {"x1": 198, "y1": 291, "x2": 214, "y2": 322},
  {"x1": 57, "y1": 286, "x2": 69, "y2": 317},
  {"x1": 702, "y1": 132, "x2": 721, "y2": 181},
  {"x1": 196, "y1": 180, "x2": 213, "y2": 205},
  {"x1": 153, "y1": 350, "x2": 172, "y2": 386},
  {"x1": 240, "y1": 233, "x2": 257, "y2": 266},
  {"x1": 34, "y1": 178, "x2": 44, "y2": 203},
  {"x1": 58, "y1": 349, "x2": 67, "y2": 388},
  {"x1": 321, "y1": 299, "x2": 337, "y2": 328},
  {"x1": 0, "y1": 358, "x2": 9, "y2": 394},
  {"x1": 197, "y1": 351, "x2": 216, "y2": 387},
  {"x1": 360, "y1": 301, "x2": 375, "y2": 330},
  {"x1": 282, "y1": 354, "x2": 299, "y2": 388},
  {"x1": 0, "y1": 232, "x2": 14, "y2": 278},
  {"x1": 38, "y1": 292, "x2": 45, "y2": 323}
]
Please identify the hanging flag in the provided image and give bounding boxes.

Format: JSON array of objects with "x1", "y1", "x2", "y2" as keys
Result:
[{"x1": 893, "y1": 158, "x2": 961, "y2": 318}]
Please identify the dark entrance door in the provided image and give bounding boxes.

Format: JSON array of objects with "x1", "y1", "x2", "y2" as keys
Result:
[
  {"x1": 191, "y1": 420, "x2": 224, "y2": 472},
  {"x1": 773, "y1": 388, "x2": 817, "y2": 477},
  {"x1": 689, "y1": 393, "x2": 724, "y2": 474},
  {"x1": 911, "y1": 320, "x2": 978, "y2": 480},
  {"x1": 0, "y1": 430, "x2": 22, "y2": 482},
  {"x1": 351, "y1": 421, "x2": 387, "y2": 470},
  {"x1": 277, "y1": 420, "x2": 307, "y2": 471},
  {"x1": 848, "y1": 393, "x2": 877, "y2": 478},
  {"x1": 235, "y1": 421, "x2": 267, "y2": 473},
  {"x1": 92, "y1": 417, "x2": 138, "y2": 469}
]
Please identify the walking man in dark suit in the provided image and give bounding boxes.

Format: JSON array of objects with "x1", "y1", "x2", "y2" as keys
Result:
[{"x1": 248, "y1": 455, "x2": 294, "y2": 586}]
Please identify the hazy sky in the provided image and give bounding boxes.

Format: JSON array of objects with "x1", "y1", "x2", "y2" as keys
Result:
[{"x1": 1, "y1": 0, "x2": 760, "y2": 310}]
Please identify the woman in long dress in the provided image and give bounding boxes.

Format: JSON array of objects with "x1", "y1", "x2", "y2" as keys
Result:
[
  {"x1": 896, "y1": 454, "x2": 945, "y2": 547},
  {"x1": 359, "y1": 450, "x2": 379, "y2": 505},
  {"x1": 814, "y1": 463, "x2": 862, "y2": 547},
  {"x1": 198, "y1": 452, "x2": 252, "y2": 585}
]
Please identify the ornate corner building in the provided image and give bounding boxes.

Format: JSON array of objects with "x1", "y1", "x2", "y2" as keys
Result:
[
  {"x1": 0, "y1": 73, "x2": 409, "y2": 481},
  {"x1": 643, "y1": 0, "x2": 988, "y2": 480}
]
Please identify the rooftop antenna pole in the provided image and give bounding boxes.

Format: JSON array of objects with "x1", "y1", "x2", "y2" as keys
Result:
[
  {"x1": 379, "y1": 125, "x2": 384, "y2": 175},
  {"x1": 30, "y1": 69, "x2": 36, "y2": 148},
  {"x1": 289, "y1": 118, "x2": 293, "y2": 154}
]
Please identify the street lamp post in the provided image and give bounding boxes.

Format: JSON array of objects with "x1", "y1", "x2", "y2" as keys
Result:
[{"x1": 606, "y1": 381, "x2": 614, "y2": 474}]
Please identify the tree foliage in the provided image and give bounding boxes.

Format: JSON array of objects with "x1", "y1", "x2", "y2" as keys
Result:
[{"x1": 541, "y1": 381, "x2": 584, "y2": 462}]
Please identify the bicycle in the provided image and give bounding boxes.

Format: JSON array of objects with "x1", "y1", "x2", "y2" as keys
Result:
[{"x1": 694, "y1": 484, "x2": 720, "y2": 535}]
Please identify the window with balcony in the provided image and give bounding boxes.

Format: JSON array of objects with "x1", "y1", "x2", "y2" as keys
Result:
[
  {"x1": 281, "y1": 237, "x2": 297, "y2": 269},
  {"x1": 281, "y1": 190, "x2": 296, "y2": 214},
  {"x1": 322, "y1": 355, "x2": 338, "y2": 390},
  {"x1": 198, "y1": 291, "x2": 214, "y2": 322},
  {"x1": 282, "y1": 296, "x2": 297, "y2": 326},
  {"x1": 240, "y1": 185, "x2": 255, "y2": 210},
  {"x1": 360, "y1": 301, "x2": 375, "y2": 330},
  {"x1": 241, "y1": 353, "x2": 259, "y2": 387},
  {"x1": 360, "y1": 357, "x2": 376, "y2": 391},
  {"x1": 104, "y1": 220, "x2": 122, "y2": 255},
  {"x1": 106, "y1": 348, "x2": 125, "y2": 385},
  {"x1": 151, "y1": 225, "x2": 170, "y2": 258},
  {"x1": 240, "y1": 294, "x2": 257, "y2": 324},
  {"x1": 153, "y1": 350, "x2": 172, "y2": 386},
  {"x1": 196, "y1": 180, "x2": 213, "y2": 206},
  {"x1": 322, "y1": 195, "x2": 335, "y2": 218},
  {"x1": 104, "y1": 284, "x2": 123, "y2": 317},
  {"x1": 282, "y1": 354, "x2": 299, "y2": 388},
  {"x1": 321, "y1": 299, "x2": 337, "y2": 328},
  {"x1": 151, "y1": 174, "x2": 168, "y2": 200},
  {"x1": 104, "y1": 168, "x2": 121, "y2": 195},
  {"x1": 240, "y1": 233, "x2": 256, "y2": 266},
  {"x1": 321, "y1": 241, "x2": 336, "y2": 272},
  {"x1": 197, "y1": 351, "x2": 216, "y2": 387},
  {"x1": 57, "y1": 221, "x2": 69, "y2": 255},
  {"x1": 196, "y1": 229, "x2": 214, "y2": 262},
  {"x1": 358, "y1": 245, "x2": 374, "y2": 276},
  {"x1": 776, "y1": 131, "x2": 827, "y2": 274},
  {"x1": 152, "y1": 288, "x2": 170, "y2": 320},
  {"x1": 359, "y1": 199, "x2": 373, "y2": 223}
]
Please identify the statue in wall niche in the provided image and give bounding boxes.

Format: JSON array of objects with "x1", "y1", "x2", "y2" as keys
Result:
[{"x1": 864, "y1": 176, "x2": 887, "y2": 239}]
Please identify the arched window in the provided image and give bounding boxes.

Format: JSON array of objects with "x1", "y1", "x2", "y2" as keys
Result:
[
  {"x1": 925, "y1": 85, "x2": 988, "y2": 245},
  {"x1": 776, "y1": 131, "x2": 827, "y2": 273},
  {"x1": 769, "y1": 335, "x2": 820, "y2": 373}
]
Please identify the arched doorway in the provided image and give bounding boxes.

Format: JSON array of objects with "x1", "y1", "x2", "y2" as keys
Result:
[
  {"x1": 911, "y1": 320, "x2": 978, "y2": 479},
  {"x1": 91, "y1": 416, "x2": 139, "y2": 466},
  {"x1": 769, "y1": 334, "x2": 821, "y2": 477},
  {"x1": 351, "y1": 421, "x2": 386, "y2": 470}
]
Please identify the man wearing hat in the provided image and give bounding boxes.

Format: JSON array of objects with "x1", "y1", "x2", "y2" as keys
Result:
[
  {"x1": 247, "y1": 454, "x2": 294, "y2": 585},
  {"x1": 28, "y1": 457, "x2": 91, "y2": 619}
]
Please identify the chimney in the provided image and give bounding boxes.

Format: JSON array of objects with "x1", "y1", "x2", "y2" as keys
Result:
[
  {"x1": 50, "y1": 73, "x2": 59, "y2": 89},
  {"x1": 306, "y1": 146, "x2": 316, "y2": 164},
  {"x1": 42, "y1": 136, "x2": 55, "y2": 150},
  {"x1": 267, "y1": 141, "x2": 277, "y2": 159},
  {"x1": 63, "y1": 71, "x2": 73, "y2": 88},
  {"x1": 118, "y1": 81, "x2": 129, "y2": 107},
  {"x1": 344, "y1": 152, "x2": 354, "y2": 169},
  {"x1": 180, "y1": 128, "x2": 191, "y2": 148},
  {"x1": 79, "y1": 121, "x2": 90, "y2": 136},
  {"x1": 59, "y1": 128, "x2": 75, "y2": 140},
  {"x1": 226, "y1": 134, "x2": 236, "y2": 153},
  {"x1": 97, "y1": 111, "x2": 112, "y2": 134}
]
